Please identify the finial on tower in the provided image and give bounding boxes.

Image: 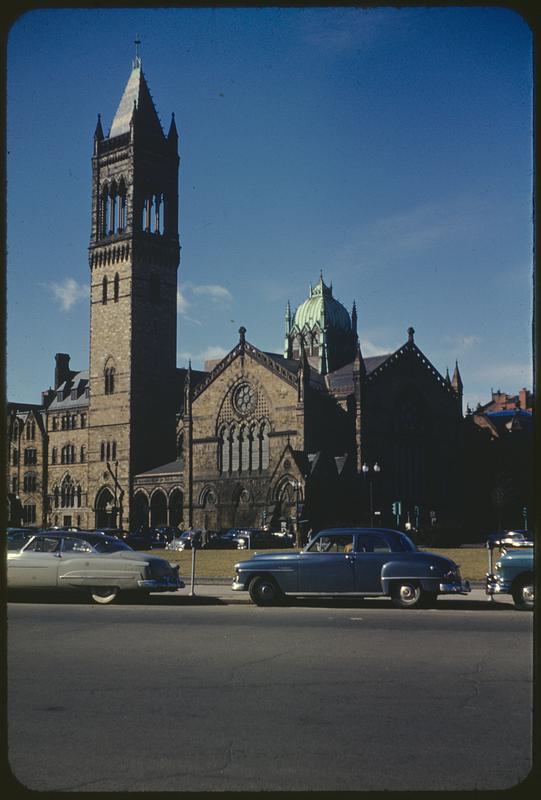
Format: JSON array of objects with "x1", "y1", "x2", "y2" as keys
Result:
[
  {"x1": 134, "y1": 35, "x2": 142, "y2": 69},
  {"x1": 407, "y1": 326, "x2": 415, "y2": 343}
]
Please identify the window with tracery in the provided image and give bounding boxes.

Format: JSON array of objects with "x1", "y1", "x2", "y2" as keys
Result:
[
  {"x1": 217, "y1": 419, "x2": 271, "y2": 475},
  {"x1": 104, "y1": 365, "x2": 115, "y2": 395}
]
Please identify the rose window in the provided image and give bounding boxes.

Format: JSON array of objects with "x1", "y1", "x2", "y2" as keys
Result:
[{"x1": 233, "y1": 382, "x2": 257, "y2": 415}]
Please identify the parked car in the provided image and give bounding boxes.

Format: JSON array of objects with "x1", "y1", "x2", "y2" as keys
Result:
[
  {"x1": 6, "y1": 528, "x2": 37, "y2": 550},
  {"x1": 203, "y1": 530, "x2": 242, "y2": 549},
  {"x1": 232, "y1": 527, "x2": 470, "y2": 607},
  {"x1": 166, "y1": 529, "x2": 204, "y2": 551},
  {"x1": 152, "y1": 527, "x2": 180, "y2": 544},
  {"x1": 7, "y1": 530, "x2": 184, "y2": 604},
  {"x1": 124, "y1": 527, "x2": 169, "y2": 550},
  {"x1": 233, "y1": 528, "x2": 295, "y2": 550},
  {"x1": 486, "y1": 529, "x2": 534, "y2": 548},
  {"x1": 486, "y1": 536, "x2": 534, "y2": 610}
]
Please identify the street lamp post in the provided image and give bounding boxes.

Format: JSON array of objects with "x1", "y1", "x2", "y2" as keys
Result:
[
  {"x1": 362, "y1": 462, "x2": 381, "y2": 527},
  {"x1": 292, "y1": 480, "x2": 302, "y2": 548}
]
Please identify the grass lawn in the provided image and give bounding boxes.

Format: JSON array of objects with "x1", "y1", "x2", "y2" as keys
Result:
[{"x1": 152, "y1": 546, "x2": 490, "y2": 582}]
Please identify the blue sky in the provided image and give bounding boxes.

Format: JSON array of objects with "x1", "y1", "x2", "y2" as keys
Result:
[{"x1": 6, "y1": 6, "x2": 533, "y2": 411}]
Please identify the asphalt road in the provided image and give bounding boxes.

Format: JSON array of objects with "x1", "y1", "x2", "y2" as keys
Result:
[{"x1": 7, "y1": 593, "x2": 534, "y2": 792}]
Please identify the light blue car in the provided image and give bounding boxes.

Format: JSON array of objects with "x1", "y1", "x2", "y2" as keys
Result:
[{"x1": 486, "y1": 539, "x2": 534, "y2": 610}]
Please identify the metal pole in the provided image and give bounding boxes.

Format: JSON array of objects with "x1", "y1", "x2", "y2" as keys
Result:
[{"x1": 190, "y1": 545, "x2": 197, "y2": 596}]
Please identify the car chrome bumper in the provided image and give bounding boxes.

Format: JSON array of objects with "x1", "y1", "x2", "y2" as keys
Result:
[
  {"x1": 486, "y1": 578, "x2": 512, "y2": 595},
  {"x1": 138, "y1": 577, "x2": 185, "y2": 591},
  {"x1": 232, "y1": 580, "x2": 246, "y2": 591},
  {"x1": 439, "y1": 579, "x2": 470, "y2": 594}
]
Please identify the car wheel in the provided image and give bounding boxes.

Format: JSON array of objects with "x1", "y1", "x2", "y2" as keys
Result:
[
  {"x1": 248, "y1": 576, "x2": 282, "y2": 606},
  {"x1": 91, "y1": 586, "x2": 119, "y2": 604},
  {"x1": 512, "y1": 576, "x2": 534, "y2": 610},
  {"x1": 391, "y1": 581, "x2": 424, "y2": 609}
]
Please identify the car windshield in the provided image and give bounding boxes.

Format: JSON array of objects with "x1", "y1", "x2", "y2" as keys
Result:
[{"x1": 91, "y1": 538, "x2": 133, "y2": 553}]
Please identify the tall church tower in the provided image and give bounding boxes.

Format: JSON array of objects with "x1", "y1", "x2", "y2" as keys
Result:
[{"x1": 87, "y1": 48, "x2": 180, "y2": 529}]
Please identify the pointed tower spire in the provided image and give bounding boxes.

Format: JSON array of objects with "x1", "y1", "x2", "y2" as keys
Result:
[
  {"x1": 167, "y1": 112, "x2": 178, "y2": 143},
  {"x1": 351, "y1": 300, "x2": 358, "y2": 338},
  {"x1": 445, "y1": 367, "x2": 451, "y2": 384},
  {"x1": 94, "y1": 113, "x2": 104, "y2": 141},
  {"x1": 451, "y1": 360, "x2": 463, "y2": 395}
]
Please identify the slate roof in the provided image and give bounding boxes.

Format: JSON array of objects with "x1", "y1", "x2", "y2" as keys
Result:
[
  {"x1": 109, "y1": 65, "x2": 164, "y2": 139},
  {"x1": 135, "y1": 458, "x2": 183, "y2": 477},
  {"x1": 47, "y1": 370, "x2": 89, "y2": 409}
]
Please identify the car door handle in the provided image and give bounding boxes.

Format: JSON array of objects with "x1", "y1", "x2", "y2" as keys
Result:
[{"x1": 345, "y1": 554, "x2": 355, "y2": 563}]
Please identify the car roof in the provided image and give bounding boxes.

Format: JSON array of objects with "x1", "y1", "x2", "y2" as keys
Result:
[
  {"x1": 317, "y1": 528, "x2": 404, "y2": 536},
  {"x1": 25, "y1": 530, "x2": 121, "y2": 544}
]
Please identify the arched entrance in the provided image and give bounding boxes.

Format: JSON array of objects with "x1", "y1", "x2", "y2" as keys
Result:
[
  {"x1": 132, "y1": 491, "x2": 150, "y2": 530},
  {"x1": 169, "y1": 488, "x2": 183, "y2": 528},
  {"x1": 150, "y1": 490, "x2": 167, "y2": 527},
  {"x1": 95, "y1": 486, "x2": 116, "y2": 529}
]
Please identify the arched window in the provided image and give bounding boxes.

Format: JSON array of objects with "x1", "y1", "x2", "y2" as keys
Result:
[
  {"x1": 114, "y1": 273, "x2": 120, "y2": 302},
  {"x1": 260, "y1": 422, "x2": 270, "y2": 470},
  {"x1": 54, "y1": 487, "x2": 59, "y2": 508},
  {"x1": 51, "y1": 447, "x2": 57, "y2": 465},
  {"x1": 76, "y1": 486, "x2": 82, "y2": 507},
  {"x1": 112, "y1": 441, "x2": 117, "y2": 460},
  {"x1": 102, "y1": 276, "x2": 108, "y2": 305},
  {"x1": 100, "y1": 442, "x2": 105, "y2": 461},
  {"x1": 230, "y1": 426, "x2": 239, "y2": 473},
  {"x1": 104, "y1": 365, "x2": 115, "y2": 395},
  {"x1": 217, "y1": 426, "x2": 226, "y2": 474},
  {"x1": 177, "y1": 433, "x2": 184, "y2": 459},
  {"x1": 106, "y1": 442, "x2": 111, "y2": 461},
  {"x1": 80, "y1": 445, "x2": 86, "y2": 463},
  {"x1": 102, "y1": 185, "x2": 110, "y2": 237},
  {"x1": 240, "y1": 425, "x2": 249, "y2": 473}
]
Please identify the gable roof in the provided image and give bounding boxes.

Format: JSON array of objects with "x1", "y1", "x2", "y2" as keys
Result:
[{"x1": 192, "y1": 335, "x2": 298, "y2": 401}]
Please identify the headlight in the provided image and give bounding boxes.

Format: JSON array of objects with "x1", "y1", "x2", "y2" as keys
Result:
[{"x1": 495, "y1": 561, "x2": 502, "y2": 570}]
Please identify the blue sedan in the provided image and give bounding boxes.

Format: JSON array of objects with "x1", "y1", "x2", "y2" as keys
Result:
[{"x1": 232, "y1": 527, "x2": 470, "y2": 608}]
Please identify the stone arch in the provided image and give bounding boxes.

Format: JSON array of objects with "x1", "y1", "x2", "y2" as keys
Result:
[
  {"x1": 168, "y1": 488, "x2": 183, "y2": 528},
  {"x1": 95, "y1": 485, "x2": 116, "y2": 529},
  {"x1": 132, "y1": 490, "x2": 150, "y2": 529},
  {"x1": 150, "y1": 489, "x2": 167, "y2": 527}
]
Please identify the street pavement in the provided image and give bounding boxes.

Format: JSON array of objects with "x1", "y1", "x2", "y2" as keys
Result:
[{"x1": 7, "y1": 594, "x2": 533, "y2": 792}]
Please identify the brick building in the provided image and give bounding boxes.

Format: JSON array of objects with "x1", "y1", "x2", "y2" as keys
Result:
[{"x1": 7, "y1": 52, "x2": 469, "y2": 537}]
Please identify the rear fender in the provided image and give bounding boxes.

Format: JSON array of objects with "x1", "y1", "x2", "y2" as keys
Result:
[{"x1": 381, "y1": 561, "x2": 440, "y2": 594}]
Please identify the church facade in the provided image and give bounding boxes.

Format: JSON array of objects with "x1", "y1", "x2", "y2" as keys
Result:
[{"x1": 7, "y1": 55, "x2": 466, "y2": 538}]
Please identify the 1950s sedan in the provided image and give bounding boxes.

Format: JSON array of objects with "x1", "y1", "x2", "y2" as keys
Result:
[
  {"x1": 232, "y1": 527, "x2": 470, "y2": 607},
  {"x1": 7, "y1": 531, "x2": 184, "y2": 604}
]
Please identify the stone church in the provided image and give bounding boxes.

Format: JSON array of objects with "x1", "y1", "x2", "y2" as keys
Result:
[{"x1": 6, "y1": 54, "x2": 465, "y2": 538}]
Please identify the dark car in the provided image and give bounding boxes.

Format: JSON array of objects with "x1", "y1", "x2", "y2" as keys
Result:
[
  {"x1": 203, "y1": 530, "x2": 242, "y2": 550},
  {"x1": 232, "y1": 527, "x2": 470, "y2": 607},
  {"x1": 124, "y1": 527, "x2": 169, "y2": 550},
  {"x1": 486, "y1": 529, "x2": 534, "y2": 548},
  {"x1": 152, "y1": 527, "x2": 180, "y2": 544},
  {"x1": 233, "y1": 528, "x2": 295, "y2": 550},
  {"x1": 166, "y1": 529, "x2": 204, "y2": 551}
]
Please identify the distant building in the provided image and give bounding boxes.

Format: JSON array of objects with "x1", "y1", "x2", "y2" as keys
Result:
[
  {"x1": 6, "y1": 51, "x2": 467, "y2": 537},
  {"x1": 462, "y1": 394, "x2": 534, "y2": 534}
]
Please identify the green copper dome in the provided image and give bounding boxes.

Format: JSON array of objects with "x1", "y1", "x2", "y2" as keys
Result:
[{"x1": 292, "y1": 275, "x2": 351, "y2": 332}]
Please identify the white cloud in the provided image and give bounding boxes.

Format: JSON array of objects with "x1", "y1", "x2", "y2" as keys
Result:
[
  {"x1": 359, "y1": 338, "x2": 392, "y2": 357},
  {"x1": 444, "y1": 334, "x2": 481, "y2": 353},
  {"x1": 45, "y1": 277, "x2": 88, "y2": 311},
  {"x1": 191, "y1": 284, "x2": 232, "y2": 303},
  {"x1": 177, "y1": 345, "x2": 229, "y2": 369},
  {"x1": 299, "y1": 7, "x2": 406, "y2": 53},
  {"x1": 177, "y1": 287, "x2": 190, "y2": 314}
]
